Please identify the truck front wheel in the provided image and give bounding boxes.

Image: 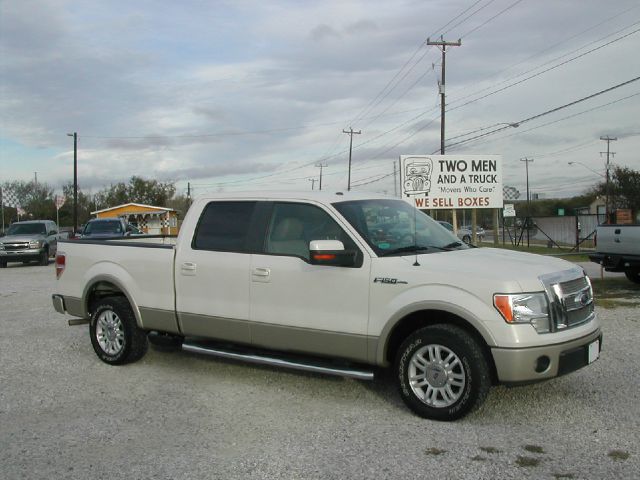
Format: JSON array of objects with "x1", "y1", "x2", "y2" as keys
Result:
[
  {"x1": 39, "y1": 248, "x2": 49, "y2": 266},
  {"x1": 90, "y1": 297, "x2": 148, "y2": 365},
  {"x1": 625, "y1": 268, "x2": 640, "y2": 284},
  {"x1": 395, "y1": 324, "x2": 490, "y2": 421}
]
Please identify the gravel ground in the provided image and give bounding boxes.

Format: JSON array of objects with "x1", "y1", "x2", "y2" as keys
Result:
[{"x1": 1, "y1": 262, "x2": 638, "y2": 480}]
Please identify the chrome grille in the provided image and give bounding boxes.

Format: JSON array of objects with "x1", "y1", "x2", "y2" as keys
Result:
[
  {"x1": 540, "y1": 269, "x2": 595, "y2": 332},
  {"x1": 3, "y1": 242, "x2": 30, "y2": 251}
]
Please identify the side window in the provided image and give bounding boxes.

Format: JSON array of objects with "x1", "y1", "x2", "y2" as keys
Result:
[
  {"x1": 193, "y1": 201, "x2": 257, "y2": 252},
  {"x1": 265, "y1": 202, "x2": 358, "y2": 261}
]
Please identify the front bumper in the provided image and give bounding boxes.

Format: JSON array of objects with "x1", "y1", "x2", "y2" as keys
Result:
[
  {"x1": 492, "y1": 328, "x2": 602, "y2": 383},
  {"x1": 0, "y1": 248, "x2": 44, "y2": 262}
]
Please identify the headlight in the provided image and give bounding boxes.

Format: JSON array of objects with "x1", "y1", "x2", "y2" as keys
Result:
[
  {"x1": 29, "y1": 240, "x2": 43, "y2": 248},
  {"x1": 494, "y1": 293, "x2": 550, "y2": 334},
  {"x1": 0, "y1": 243, "x2": 4, "y2": 250}
]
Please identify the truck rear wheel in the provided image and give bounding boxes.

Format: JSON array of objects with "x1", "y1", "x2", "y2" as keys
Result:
[
  {"x1": 90, "y1": 297, "x2": 148, "y2": 365},
  {"x1": 395, "y1": 324, "x2": 490, "y2": 421},
  {"x1": 625, "y1": 269, "x2": 640, "y2": 284}
]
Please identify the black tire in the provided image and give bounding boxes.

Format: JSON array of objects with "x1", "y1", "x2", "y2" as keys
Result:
[
  {"x1": 625, "y1": 269, "x2": 640, "y2": 284},
  {"x1": 0, "y1": 260, "x2": 6, "y2": 268},
  {"x1": 39, "y1": 249, "x2": 49, "y2": 266},
  {"x1": 395, "y1": 324, "x2": 490, "y2": 421},
  {"x1": 90, "y1": 297, "x2": 148, "y2": 365}
]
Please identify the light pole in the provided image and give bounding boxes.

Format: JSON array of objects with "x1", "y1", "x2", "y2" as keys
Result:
[
  {"x1": 520, "y1": 157, "x2": 534, "y2": 247},
  {"x1": 567, "y1": 161, "x2": 605, "y2": 178},
  {"x1": 67, "y1": 132, "x2": 78, "y2": 234}
]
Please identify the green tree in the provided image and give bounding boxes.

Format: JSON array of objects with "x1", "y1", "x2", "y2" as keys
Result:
[
  {"x1": 593, "y1": 166, "x2": 640, "y2": 218},
  {"x1": 97, "y1": 176, "x2": 176, "y2": 208},
  {"x1": 59, "y1": 183, "x2": 94, "y2": 228},
  {"x1": 1, "y1": 180, "x2": 56, "y2": 220}
]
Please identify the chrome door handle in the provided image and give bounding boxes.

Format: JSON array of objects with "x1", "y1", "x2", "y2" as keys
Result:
[
  {"x1": 181, "y1": 262, "x2": 197, "y2": 276},
  {"x1": 252, "y1": 267, "x2": 270, "y2": 277}
]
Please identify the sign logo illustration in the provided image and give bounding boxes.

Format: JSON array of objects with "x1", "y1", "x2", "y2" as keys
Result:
[{"x1": 403, "y1": 158, "x2": 433, "y2": 196}]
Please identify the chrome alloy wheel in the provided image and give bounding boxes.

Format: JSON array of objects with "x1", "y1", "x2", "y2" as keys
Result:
[
  {"x1": 95, "y1": 309, "x2": 125, "y2": 356},
  {"x1": 408, "y1": 344, "x2": 466, "y2": 408}
]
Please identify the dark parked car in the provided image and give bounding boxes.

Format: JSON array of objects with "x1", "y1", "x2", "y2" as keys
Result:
[{"x1": 80, "y1": 218, "x2": 135, "y2": 239}]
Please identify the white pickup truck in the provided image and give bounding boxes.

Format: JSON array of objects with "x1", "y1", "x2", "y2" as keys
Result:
[
  {"x1": 589, "y1": 224, "x2": 640, "y2": 283},
  {"x1": 52, "y1": 192, "x2": 601, "y2": 421}
]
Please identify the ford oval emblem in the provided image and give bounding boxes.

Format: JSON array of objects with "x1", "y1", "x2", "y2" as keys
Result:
[{"x1": 578, "y1": 293, "x2": 590, "y2": 306}]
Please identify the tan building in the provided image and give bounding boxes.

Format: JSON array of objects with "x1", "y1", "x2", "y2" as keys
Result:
[{"x1": 92, "y1": 203, "x2": 179, "y2": 235}]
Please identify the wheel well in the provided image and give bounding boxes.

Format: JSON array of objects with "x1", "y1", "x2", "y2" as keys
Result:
[
  {"x1": 385, "y1": 309, "x2": 498, "y2": 384},
  {"x1": 86, "y1": 281, "x2": 127, "y2": 316}
]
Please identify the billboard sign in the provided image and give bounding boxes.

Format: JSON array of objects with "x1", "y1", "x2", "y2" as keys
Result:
[{"x1": 400, "y1": 155, "x2": 503, "y2": 209}]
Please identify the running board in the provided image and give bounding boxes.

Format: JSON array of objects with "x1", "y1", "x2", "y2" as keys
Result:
[{"x1": 182, "y1": 343, "x2": 374, "y2": 381}]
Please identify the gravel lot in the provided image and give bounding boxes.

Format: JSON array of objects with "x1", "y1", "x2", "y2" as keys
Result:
[{"x1": 1, "y1": 262, "x2": 638, "y2": 479}]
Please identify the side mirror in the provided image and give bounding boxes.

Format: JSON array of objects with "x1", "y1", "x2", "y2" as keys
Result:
[{"x1": 309, "y1": 240, "x2": 357, "y2": 267}]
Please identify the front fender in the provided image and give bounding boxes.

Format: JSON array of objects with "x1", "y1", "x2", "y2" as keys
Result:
[{"x1": 372, "y1": 284, "x2": 501, "y2": 365}]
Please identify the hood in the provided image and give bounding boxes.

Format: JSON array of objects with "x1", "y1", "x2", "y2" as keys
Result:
[
  {"x1": 1, "y1": 234, "x2": 46, "y2": 243},
  {"x1": 393, "y1": 247, "x2": 584, "y2": 293}
]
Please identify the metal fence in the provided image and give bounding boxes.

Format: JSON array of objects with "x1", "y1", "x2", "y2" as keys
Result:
[{"x1": 502, "y1": 214, "x2": 602, "y2": 251}]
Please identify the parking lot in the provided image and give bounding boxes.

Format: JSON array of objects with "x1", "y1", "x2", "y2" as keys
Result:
[{"x1": 1, "y1": 262, "x2": 638, "y2": 479}]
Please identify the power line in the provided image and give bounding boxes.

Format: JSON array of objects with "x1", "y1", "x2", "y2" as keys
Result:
[
  {"x1": 447, "y1": 24, "x2": 640, "y2": 113},
  {"x1": 459, "y1": 0, "x2": 525, "y2": 38},
  {"x1": 443, "y1": 78, "x2": 640, "y2": 150}
]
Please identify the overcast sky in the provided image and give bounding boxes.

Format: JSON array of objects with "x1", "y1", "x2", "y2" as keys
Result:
[{"x1": 1, "y1": 0, "x2": 639, "y2": 201}]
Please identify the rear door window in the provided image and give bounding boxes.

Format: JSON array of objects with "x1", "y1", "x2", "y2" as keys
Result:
[{"x1": 192, "y1": 201, "x2": 257, "y2": 252}]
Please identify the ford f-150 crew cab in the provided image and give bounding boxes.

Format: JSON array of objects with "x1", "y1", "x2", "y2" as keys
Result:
[
  {"x1": 52, "y1": 192, "x2": 601, "y2": 420},
  {"x1": 589, "y1": 224, "x2": 640, "y2": 283}
]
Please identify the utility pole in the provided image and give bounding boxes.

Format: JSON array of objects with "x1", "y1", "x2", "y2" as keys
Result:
[
  {"x1": 427, "y1": 36, "x2": 461, "y2": 156},
  {"x1": 34, "y1": 172, "x2": 38, "y2": 186},
  {"x1": 599, "y1": 135, "x2": 617, "y2": 223},
  {"x1": 67, "y1": 132, "x2": 78, "y2": 234},
  {"x1": 315, "y1": 163, "x2": 327, "y2": 191},
  {"x1": 427, "y1": 36, "x2": 461, "y2": 231},
  {"x1": 343, "y1": 127, "x2": 361, "y2": 191},
  {"x1": 393, "y1": 162, "x2": 397, "y2": 197},
  {"x1": 520, "y1": 157, "x2": 534, "y2": 247},
  {"x1": 308, "y1": 178, "x2": 317, "y2": 190},
  {"x1": 187, "y1": 182, "x2": 192, "y2": 207}
]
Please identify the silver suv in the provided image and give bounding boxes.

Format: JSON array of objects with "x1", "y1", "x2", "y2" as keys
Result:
[{"x1": 0, "y1": 220, "x2": 60, "y2": 267}]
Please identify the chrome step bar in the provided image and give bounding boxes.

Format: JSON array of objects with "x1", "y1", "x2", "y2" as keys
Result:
[{"x1": 182, "y1": 343, "x2": 374, "y2": 381}]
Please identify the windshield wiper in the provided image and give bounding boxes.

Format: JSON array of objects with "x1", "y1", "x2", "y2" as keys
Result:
[
  {"x1": 379, "y1": 245, "x2": 431, "y2": 256},
  {"x1": 441, "y1": 241, "x2": 463, "y2": 249}
]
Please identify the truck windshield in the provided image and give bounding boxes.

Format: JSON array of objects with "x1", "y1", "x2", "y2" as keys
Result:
[
  {"x1": 332, "y1": 199, "x2": 467, "y2": 257},
  {"x1": 84, "y1": 221, "x2": 122, "y2": 234},
  {"x1": 7, "y1": 223, "x2": 46, "y2": 235}
]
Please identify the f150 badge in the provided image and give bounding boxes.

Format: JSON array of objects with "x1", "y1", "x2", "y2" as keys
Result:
[{"x1": 374, "y1": 277, "x2": 408, "y2": 285}]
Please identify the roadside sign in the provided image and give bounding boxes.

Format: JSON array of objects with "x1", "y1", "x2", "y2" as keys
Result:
[
  {"x1": 400, "y1": 155, "x2": 503, "y2": 209},
  {"x1": 55, "y1": 195, "x2": 66, "y2": 209},
  {"x1": 503, "y1": 204, "x2": 516, "y2": 217}
]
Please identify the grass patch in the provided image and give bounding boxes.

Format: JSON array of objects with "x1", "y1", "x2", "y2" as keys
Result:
[
  {"x1": 608, "y1": 450, "x2": 630, "y2": 461},
  {"x1": 480, "y1": 446, "x2": 501, "y2": 454},
  {"x1": 591, "y1": 278, "x2": 640, "y2": 309},
  {"x1": 516, "y1": 456, "x2": 541, "y2": 468},
  {"x1": 553, "y1": 473, "x2": 575, "y2": 479},
  {"x1": 425, "y1": 447, "x2": 446, "y2": 456},
  {"x1": 471, "y1": 455, "x2": 486, "y2": 461},
  {"x1": 481, "y1": 243, "x2": 590, "y2": 262},
  {"x1": 523, "y1": 444, "x2": 545, "y2": 454}
]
